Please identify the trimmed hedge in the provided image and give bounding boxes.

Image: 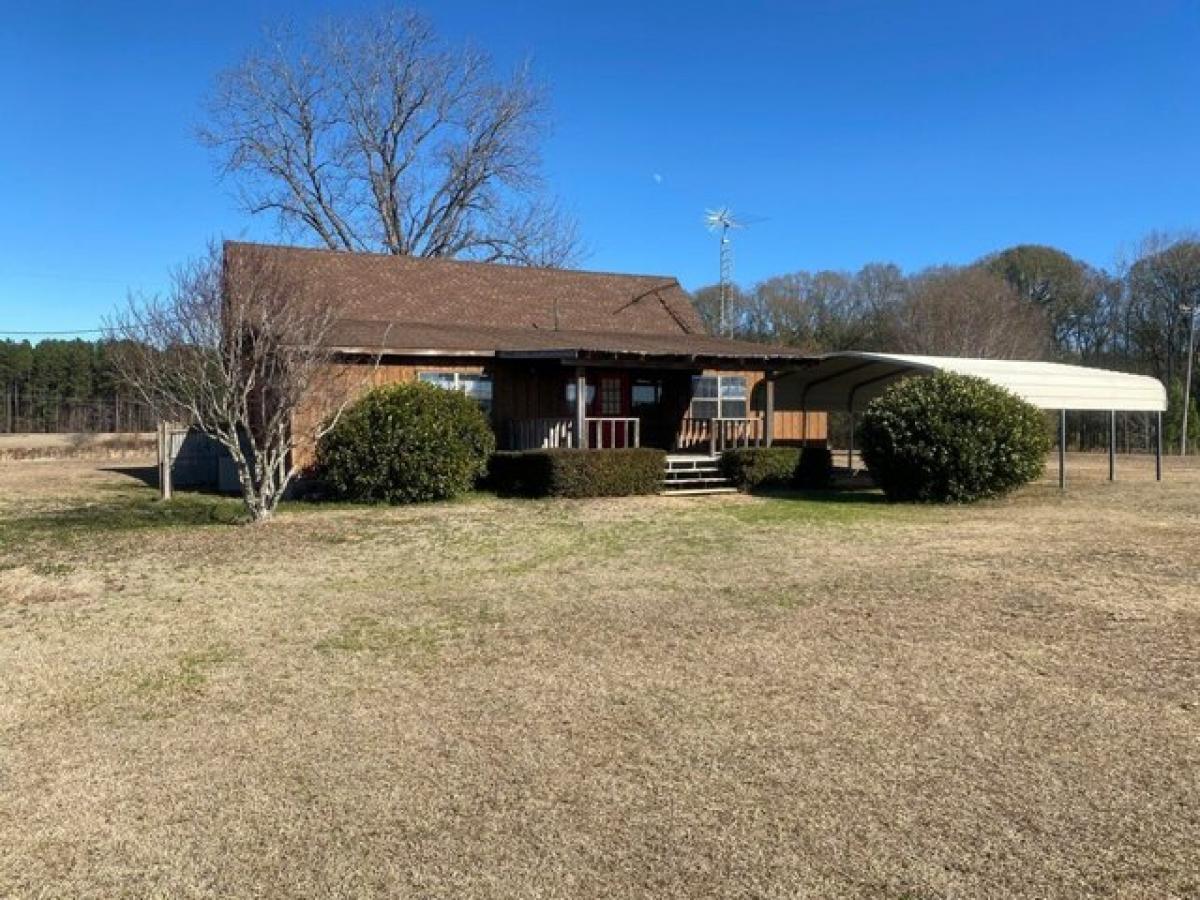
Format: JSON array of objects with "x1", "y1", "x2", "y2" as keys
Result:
[
  {"x1": 489, "y1": 448, "x2": 667, "y2": 498},
  {"x1": 795, "y1": 446, "x2": 834, "y2": 489},
  {"x1": 719, "y1": 446, "x2": 800, "y2": 490},
  {"x1": 858, "y1": 372, "x2": 1051, "y2": 503},
  {"x1": 316, "y1": 382, "x2": 495, "y2": 504}
]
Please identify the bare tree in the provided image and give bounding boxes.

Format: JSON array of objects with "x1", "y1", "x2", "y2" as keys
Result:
[
  {"x1": 106, "y1": 243, "x2": 370, "y2": 522},
  {"x1": 1126, "y1": 232, "x2": 1200, "y2": 388},
  {"x1": 895, "y1": 266, "x2": 1049, "y2": 359},
  {"x1": 200, "y1": 9, "x2": 580, "y2": 267},
  {"x1": 699, "y1": 264, "x2": 907, "y2": 350}
]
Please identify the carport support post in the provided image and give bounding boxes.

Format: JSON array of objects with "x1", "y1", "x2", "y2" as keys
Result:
[
  {"x1": 574, "y1": 367, "x2": 587, "y2": 449},
  {"x1": 1108, "y1": 410, "x2": 1116, "y2": 481},
  {"x1": 847, "y1": 411, "x2": 855, "y2": 472},
  {"x1": 1156, "y1": 411, "x2": 1163, "y2": 482},
  {"x1": 1058, "y1": 409, "x2": 1067, "y2": 490}
]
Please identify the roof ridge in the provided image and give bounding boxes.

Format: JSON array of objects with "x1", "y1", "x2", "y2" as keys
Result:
[
  {"x1": 330, "y1": 317, "x2": 704, "y2": 339},
  {"x1": 223, "y1": 240, "x2": 683, "y2": 284}
]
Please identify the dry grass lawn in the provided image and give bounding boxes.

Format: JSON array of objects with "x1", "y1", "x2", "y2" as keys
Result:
[{"x1": 0, "y1": 455, "x2": 1197, "y2": 898}]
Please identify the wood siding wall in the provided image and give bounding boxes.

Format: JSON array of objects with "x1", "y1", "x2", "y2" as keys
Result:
[
  {"x1": 291, "y1": 356, "x2": 829, "y2": 469},
  {"x1": 713, "y1": 369, "x2": 828, "y2": 446}
]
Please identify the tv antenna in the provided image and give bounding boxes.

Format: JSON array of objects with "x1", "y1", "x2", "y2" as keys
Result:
[{"x1": 704, "y1": 206, "x2": 743, "y2": 336}]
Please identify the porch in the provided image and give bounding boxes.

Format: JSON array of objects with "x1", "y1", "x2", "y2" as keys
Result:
[{"x1": 499, "y1": 365, "x2": 777, "y2": 453}]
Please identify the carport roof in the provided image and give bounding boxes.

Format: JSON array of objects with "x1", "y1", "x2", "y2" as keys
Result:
[{"x1": 774, "y1": 352, "x2": 1167, "y2": 413}]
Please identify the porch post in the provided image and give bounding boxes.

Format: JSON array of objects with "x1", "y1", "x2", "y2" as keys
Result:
[
  {"x1": 764, "y1": 372, "x2": 775, "y2": 447},
  {"x1": 574, "y1": 367, "x2": 587, "y2": 449}
]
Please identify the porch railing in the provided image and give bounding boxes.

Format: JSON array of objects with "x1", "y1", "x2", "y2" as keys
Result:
[
  {"x1": 504, "y1": 416, "x2": 641, "y2": 450},
  {"x1": 585, "y1": 417, "x2": 640, "y2": 449},
  {"x1": 675, "y1": 416, "x2": 764, "y2": 455},
  {"x1": 506, "y1": 417, "x2": 573, "y2": 450}
]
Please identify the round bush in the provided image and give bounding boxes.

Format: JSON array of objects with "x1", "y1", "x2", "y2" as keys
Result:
[
  {"x1": 317, "y1": 382, "x2": 495, "y2": 503},
  {"x1": 858, "y1": 372, "x2": 1050, "y2": 503}
]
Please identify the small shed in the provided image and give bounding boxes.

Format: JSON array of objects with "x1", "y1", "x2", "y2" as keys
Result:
[{"x1": 775, "y1": 352, "x2": 1169, "y2": 486}]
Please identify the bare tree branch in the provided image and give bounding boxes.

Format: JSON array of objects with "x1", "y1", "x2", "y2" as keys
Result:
[
  {"x1": 103, "y1": 242, "x2": 377, "y2": 522},
  {"x1": 200, "y1": 9, "x2": 581, "y2": 267}
]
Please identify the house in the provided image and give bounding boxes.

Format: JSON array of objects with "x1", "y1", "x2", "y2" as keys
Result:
[{"x1": 223, "y1": 242, "x2": 827, "y2": 472}]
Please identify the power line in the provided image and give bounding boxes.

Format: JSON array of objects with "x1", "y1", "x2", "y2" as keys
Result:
[{"x1": 0, "y1": 326, "x2": 109, "y2": 336}]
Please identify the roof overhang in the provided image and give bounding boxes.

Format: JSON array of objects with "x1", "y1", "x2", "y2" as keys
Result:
[
  {"x1": 775, "y1": 352, "x2": 1167, "y2": 413},
  {"x1": 333, "y1": 346, "x2": 498, "y2": 358},
  {"x1": 492, "y1": 348, "x2": 813, "y2": 367}
]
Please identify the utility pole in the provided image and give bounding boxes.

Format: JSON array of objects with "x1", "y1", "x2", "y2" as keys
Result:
[{"x1": 1182, "y1": 302, "x2": 1197, "y2": 456}]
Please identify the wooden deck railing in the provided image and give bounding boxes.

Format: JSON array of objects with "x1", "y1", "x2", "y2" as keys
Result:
[
  {"x1": 506, "y1": 417, "x2": 574, "y2": 450},
  {"x1": 508, "y1": 415, "x2": 763, "y2": 453},
  {"x1": 585, "y1": 417, "x2": 640, "y2": 449},
  {"x1": 675, "y1": 416, "x2": 763, "y2": 455},
  {"x1": 505, "y1": 416, "x2": 641, "y2": 450}
]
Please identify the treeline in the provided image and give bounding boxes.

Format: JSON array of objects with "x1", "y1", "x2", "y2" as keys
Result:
[
  {"x1": 0, "y1": 338, "x2": 153, "y2": 433},
  {"x1": 694, "y1": 236, "x2": 1200, "y2": 451}
]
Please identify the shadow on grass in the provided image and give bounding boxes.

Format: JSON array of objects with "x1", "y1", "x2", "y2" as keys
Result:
[
  {"x1": 98, "y1": 466, "x2": 243, "y2": 499},
  {"x1": 748, "y1": 486, "x2": 889, "y2": 505},
  {"x1": 99, "y1": 465, "x2": 160, "y2": 489},
  {"x1": 1, "y1": 492, "x2": 246, "y2": 551},
  {"x1": 717, "y1": 484, "x2": 902, "y2": 526}
]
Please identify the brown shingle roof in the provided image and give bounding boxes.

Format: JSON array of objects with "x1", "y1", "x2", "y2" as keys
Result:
[
  {"x1": 225, "y1": 242, "x2": 810, "y2": 363},
  {"x1": 225, "y1": 241, "x2": 704, "y2": 337}
]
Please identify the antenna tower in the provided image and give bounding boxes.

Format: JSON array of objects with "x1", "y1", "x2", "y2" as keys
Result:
[{"x1": 704, "y1": 207, "x2": 742, "y2": 336}]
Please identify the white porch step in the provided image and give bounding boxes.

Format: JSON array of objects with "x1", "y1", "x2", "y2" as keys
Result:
[
  {"x1": 661, "y1": 453, "x2": 735, "y2": 495},
  {"x1": 665, "y1": 454, "x2": 719, "y2": 468}
]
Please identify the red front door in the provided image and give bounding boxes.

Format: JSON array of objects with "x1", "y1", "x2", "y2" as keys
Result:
[{"x1": 586, "y1": 371, "x2": 631, "y2": 447}]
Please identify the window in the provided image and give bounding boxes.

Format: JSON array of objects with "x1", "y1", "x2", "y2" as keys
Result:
[
  {"x1": 564, "y1": 382, "x2": 596, "y2": 406},
  {"x1": 689, "y1": 375, "x2": 747, "y2": 419},
  {"x1": 631, "y1": 379, "x2": 663, "y2": 409},
  {"x1": 419, "y1": 371, "x2": 493, "y2": 415},
  {"x1": 599, "y1": 377, "x2": 622, "y2": 415}
]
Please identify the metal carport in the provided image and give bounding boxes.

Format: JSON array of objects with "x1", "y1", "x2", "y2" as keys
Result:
[{"x1": 775, "y1": 352, "x2": 1169, "y2": 487}]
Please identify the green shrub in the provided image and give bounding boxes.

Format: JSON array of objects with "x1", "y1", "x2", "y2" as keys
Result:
[
  {"x1": 858, "y1": 372, "x2": 1050, "y2": 503},
  {"x1": 489, "y1": 448, "x2": 666, "y2": 498},
  {"x1": 719, "y1": 446, "x2": 800, "y2": 490},
  {"x1": 316, "y1": 382, "x2": 495, "y2": 503},
  {"x1": 795, "y1": 446, "x2": 834, "y2": 489}
]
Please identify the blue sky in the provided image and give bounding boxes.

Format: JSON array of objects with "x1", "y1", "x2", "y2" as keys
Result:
[{"x1": 2, "y1": 0, "x2": 1199, "y2": 334}]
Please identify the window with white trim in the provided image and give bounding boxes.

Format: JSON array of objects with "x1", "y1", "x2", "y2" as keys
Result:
[
  {"x1": 689, "y1": 375, "x2": 747, "y2": 419},
  {"x1": 419, "y1": 371, "x2": 493, "y2": 415}
]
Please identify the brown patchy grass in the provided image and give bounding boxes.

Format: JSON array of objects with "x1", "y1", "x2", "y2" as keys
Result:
[{"x1": 0, "y1": 455, "x2": 1197, "y2": 899}]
